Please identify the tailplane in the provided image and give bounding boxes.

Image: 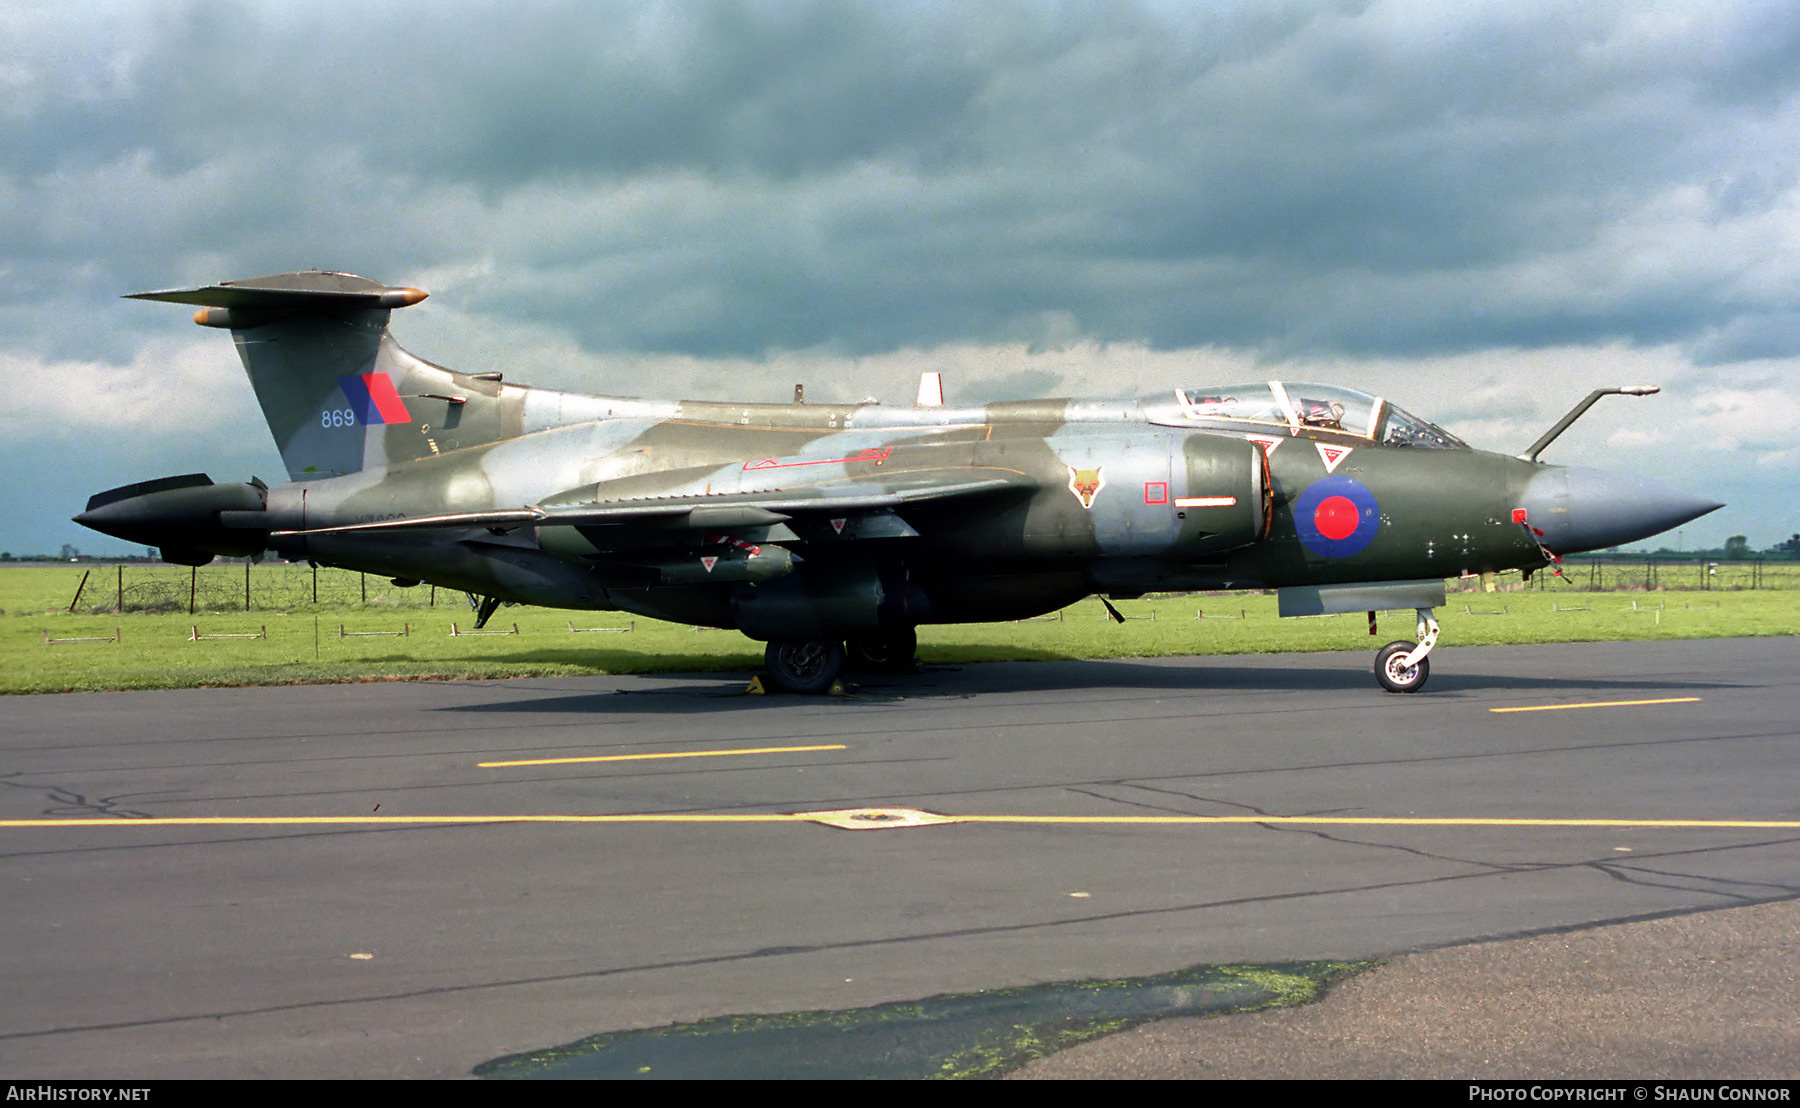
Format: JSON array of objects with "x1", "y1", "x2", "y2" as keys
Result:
[{"x1": 129, "y1": 271, "x2": 494, "y2": 481}]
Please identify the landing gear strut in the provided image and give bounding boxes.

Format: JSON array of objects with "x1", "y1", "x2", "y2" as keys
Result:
[{"x1": 1374, "y1": 607, "x2": 1439, "y2": 693}]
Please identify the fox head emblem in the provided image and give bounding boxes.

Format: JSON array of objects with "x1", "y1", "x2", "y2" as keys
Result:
[{"x1": 1067, "y1": 465, "x2": 1105, "y2": 510}]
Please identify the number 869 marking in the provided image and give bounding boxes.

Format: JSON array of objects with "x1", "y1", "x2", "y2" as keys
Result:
[{"x1": 322, "y1": 409, "x2": 358, "y2": 428}]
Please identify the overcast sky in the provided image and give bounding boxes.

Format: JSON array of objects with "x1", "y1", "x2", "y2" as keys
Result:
[{"x1": 4, "y1": 0, "x2": 1795, "y2": 556}]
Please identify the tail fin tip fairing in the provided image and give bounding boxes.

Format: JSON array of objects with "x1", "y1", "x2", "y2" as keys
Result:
[{"x1": 127, "y1": 270, "x2": 428, "y2": 313}]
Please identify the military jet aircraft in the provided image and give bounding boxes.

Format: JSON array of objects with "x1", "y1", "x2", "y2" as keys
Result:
[{"x1": 76, "y1": 270, "x2": 1721, "y2": 693}]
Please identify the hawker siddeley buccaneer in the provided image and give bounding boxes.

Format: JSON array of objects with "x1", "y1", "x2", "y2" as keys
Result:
[{"x1": 77, "y1": 271, "x2": 1721, "y2": 693}]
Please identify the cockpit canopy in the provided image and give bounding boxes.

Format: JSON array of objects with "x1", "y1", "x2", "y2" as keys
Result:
[{"x1": 1155, "y1": 382, "x2": 1466, "y2": 450}]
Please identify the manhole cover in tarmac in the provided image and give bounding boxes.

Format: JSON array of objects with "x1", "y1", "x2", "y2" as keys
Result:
[{"x1": 793, "y1": 807, "x2": 956, "y2": 830}]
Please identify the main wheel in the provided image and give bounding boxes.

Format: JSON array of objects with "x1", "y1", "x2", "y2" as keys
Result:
[
  {"x1": 763, "y1": 639, "x2": 846, "y2": 695},
  {"x1": 1374, "y1": 640, "x2": 1429, "y2": 693},
  {"x1": 845, "y1": 627, "x2": 918, "y2": 673}
]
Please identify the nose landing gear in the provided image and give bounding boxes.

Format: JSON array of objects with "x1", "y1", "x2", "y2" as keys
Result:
[{"x1": 1374, "y1": 607, "x2": 1439, "y2": 693}]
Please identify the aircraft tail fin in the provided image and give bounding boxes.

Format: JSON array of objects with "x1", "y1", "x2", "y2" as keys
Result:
[{"x1": 130, "y1": 271, "x2": 497, "y2": 481}]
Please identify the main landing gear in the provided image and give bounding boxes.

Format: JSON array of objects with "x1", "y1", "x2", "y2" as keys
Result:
[
  {"x1": 763, "y1": 640, "x2": 846, "y2": 695},
  {"x1": 762, "y1": 628, "x2": 919, "y2": 694},
  {"x1": 845, "y1": 628, "x2": 919, "y2": 673},
  {"x1": 1374, "y1": 607, "x2": 1440, "y2": 693}
]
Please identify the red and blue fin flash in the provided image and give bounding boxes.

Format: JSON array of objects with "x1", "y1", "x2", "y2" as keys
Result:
[{"x1": 336, "y1": 373, "x2": 411, "y2": 424}]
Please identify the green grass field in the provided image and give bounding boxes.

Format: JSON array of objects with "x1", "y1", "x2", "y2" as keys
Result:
[{"x1": 5, "y1": 562, "x2": 1797, "y2": 694}]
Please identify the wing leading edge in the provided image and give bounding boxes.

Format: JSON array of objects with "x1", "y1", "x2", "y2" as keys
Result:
[{"x1": 270, "y1": 470, "x2": 1027, "y2": 539}]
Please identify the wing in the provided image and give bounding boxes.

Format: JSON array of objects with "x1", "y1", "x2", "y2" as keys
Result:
[{"x1": 270, "y1": 468, "x2": 1028, "y2": 539}]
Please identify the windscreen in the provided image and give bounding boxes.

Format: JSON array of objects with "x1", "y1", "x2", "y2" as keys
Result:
[
  {"x1": 1378, "y1": 404, "x2": 1467, "y2": 449},
  {"x1": 1172, "y1": 382, "x2": 1466, "y2": 449}
]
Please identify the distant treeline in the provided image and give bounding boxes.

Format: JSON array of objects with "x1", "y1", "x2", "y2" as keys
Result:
[{"x1": 3, "y1": 554, "x2": 167, "y2": 564}]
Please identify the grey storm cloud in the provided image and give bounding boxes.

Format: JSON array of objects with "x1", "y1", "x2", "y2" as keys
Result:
[{"x1": 6, "y1": 0, "x2": 1797, "y2": 357}]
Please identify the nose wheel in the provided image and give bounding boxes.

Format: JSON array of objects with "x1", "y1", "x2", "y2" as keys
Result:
[
  {"x1": 1375, "y1": 641, "x2": 1429, "y2": 692},
  {"x1": 1373, "y1": 608, "x2": 1439, "y2": 693}
]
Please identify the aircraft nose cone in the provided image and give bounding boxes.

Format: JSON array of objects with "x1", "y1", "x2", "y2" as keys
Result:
[
  {"x1": 1520, "y1": 466, "x2": 1723, "y2": 555},
  {"x1": 72, "y1": 501, "x2": 136, "y2": 543}
]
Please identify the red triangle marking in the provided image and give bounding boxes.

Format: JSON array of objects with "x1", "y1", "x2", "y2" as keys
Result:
[{"x1": 1315, "y1": 443, "x2": 1353, "y2": 473}]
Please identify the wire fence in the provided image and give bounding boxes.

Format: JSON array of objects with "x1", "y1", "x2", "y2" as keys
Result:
[
  {"x1": 68, "y1": 563, "x2": 459, "y2": 615},
  {"x1": 55, "y1": 555, "x2": 1800, "y2": 616},
  {"x1": 1497, "y1": 558, "x2": 1800, "y2": 592}
]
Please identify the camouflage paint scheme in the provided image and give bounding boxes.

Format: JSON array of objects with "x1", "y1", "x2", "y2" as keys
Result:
[{"x1": 77, "y1": 272, "x2": 1720, "y2": 692}]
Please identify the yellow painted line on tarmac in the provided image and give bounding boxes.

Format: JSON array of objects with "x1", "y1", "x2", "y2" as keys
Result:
[
  {"x1": 0, "y1": 814, "x2": 812, "y2": 828},
  {"x1": 1489, "y1": 697, "x2": 1702, "y2": 713},
  {"x1": 4, "y1": 813, "x2": 1798, "y2": 830},
  {"x1": 478, "y1": 743, "x2": 848, "y2": 768}
]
